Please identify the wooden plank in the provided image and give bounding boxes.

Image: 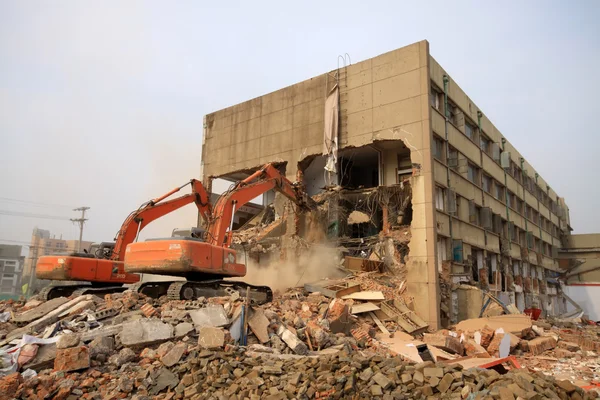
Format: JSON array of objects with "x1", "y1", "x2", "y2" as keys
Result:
[
  {"x1": 304, "y1": 281, "x2": 361, "y2": 299},
  {"x1": 351, "y1": 302, "x2": 380, "y2": 315},
  {"x1": 342, "y1": 291, "x2": 385, "y2": 301},
  {"x1": 369, "y1": 312, "x2": 391, "y2": 337},
  {"x1": 380, "y1": 302, "x2": 418, "y2": 333}
]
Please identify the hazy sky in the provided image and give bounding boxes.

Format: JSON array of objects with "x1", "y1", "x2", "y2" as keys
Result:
[{"x1": 1, "y1": 1, "x2": 599, "y2": 253}]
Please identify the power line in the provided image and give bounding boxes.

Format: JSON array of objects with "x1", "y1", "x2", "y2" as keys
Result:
[
  {"x1": 0, "y1": 210, "x2": 71, "y2": 220},
  {"x1": 0, "y1": 197, "x2": 74, "y2": 208}
]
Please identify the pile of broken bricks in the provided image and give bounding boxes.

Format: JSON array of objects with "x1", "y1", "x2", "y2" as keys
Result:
[
  {"x1": 0, "y1": 280, "x2": 598, "y2": 398},
  {"x1": 3, "y1": 346, "x2": 599, "y2": 400}
]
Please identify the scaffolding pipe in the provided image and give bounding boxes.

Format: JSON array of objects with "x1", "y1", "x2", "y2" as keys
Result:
[
  {"x1": 443, "y1": 75, "x2": 454, "y2": 249},
  {"x1": 501, "y1": 138, "x2": 511, "y2": 249}
]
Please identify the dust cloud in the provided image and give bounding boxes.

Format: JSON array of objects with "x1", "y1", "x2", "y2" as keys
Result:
[{"x1": 236, "y1": 244, "x2": 346, "y2": 292}]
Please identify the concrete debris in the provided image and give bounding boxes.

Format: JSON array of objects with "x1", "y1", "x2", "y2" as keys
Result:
[
  {"x1": 174, "y1": 322, "x2": 194, "y2": 337},
  {"x1": 197, "y1": 326, "x2": 225, "y2": 349},
  {"x1": 56, "y1": 333, "x2": 80, "y2": 349},
  {"x1": 119, "y1": 319, "x2": 173, "y2": 347},
  {"x1": 189, "y1": 304, "x2": 229, "y2": 328},
  {"x1": 248, "y1": 308, "x2": 270, "y2": 344},
  {"x1": 277, "y1": 325, "x2": 308, "y2": 355},
  {"x1": 347, "y1": 210, "x2": 370, "y2": 224}
]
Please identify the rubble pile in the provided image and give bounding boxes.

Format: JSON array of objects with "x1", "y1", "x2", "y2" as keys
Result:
[
  {"x1": 3, "y1": 346, "x2": 599, "y2": 400},
  {"x1": 0, "y1": 271, "x2": 598, "y2": 398}
]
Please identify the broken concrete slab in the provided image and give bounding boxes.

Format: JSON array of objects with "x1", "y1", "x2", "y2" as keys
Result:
[
  {"x1": 54, "y1": 346, "x2": 90, "y2": 372},
  {"x1": 119, "y1": 319, "x2": 173, "y2": 347},
  {"x1": 80, "y1": 324, "x2": 123, "y2": 343},
  {"x1": 197, "y1": 327, "x2": 225, "y2": 349},
  {"x1": 150, "y1": 368, "x2": 179, "y2": 395},
  {"x1": 174, "y1": 322, "x2": 194, "y2": 337},
  {"x1": 56, "y1": 333, "x2": 80, "y2": 349},
  {"x1": 189, "y1": 305, "x2": 229, "y2": 328},
  {"x1": 248, "y1": 309, "x2": 270, "y2": 344},
  {"x1": 88, "y1": 336, "x2": 114, "y2": 358},
  {"x1": 160, "y1": 342, "x2": 186, "y2": 367},
  {"x1": 277, "y1": 325, "x2": 308, "y2": 355},
  {"x1": 109, "y1": 348, "x2": 136, "y2": 367},
  {"x1": 11, "y1": 297, "x2": 69, "y2": 324},
  {"x1": 59, "y1": 299, "x2": 96, "y2": 318}
]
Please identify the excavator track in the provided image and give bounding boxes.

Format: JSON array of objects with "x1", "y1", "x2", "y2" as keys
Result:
[
  {"x1": 131, "y1": 280, "x2": 273, "y2": 305},
  {"x1": 38, "y1": 284, "x2": 127, "y2": 301}
]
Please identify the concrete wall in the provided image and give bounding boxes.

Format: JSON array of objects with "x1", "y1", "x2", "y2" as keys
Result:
[
  {"x1": 564, "y1": 284, "x2": 600, "y2": 321},
  {"x1": 202, "y1": 74, "x2": 327, "y2": 181}
]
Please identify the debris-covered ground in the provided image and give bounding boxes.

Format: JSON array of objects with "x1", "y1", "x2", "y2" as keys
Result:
[{"x1": 0, "y1": 268, "x2": 599, "y2": 399}]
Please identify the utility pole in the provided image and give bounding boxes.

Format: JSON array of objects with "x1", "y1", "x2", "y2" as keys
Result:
[{"x1": 71, "y1": 207, "x2": 90, "y2": 252}]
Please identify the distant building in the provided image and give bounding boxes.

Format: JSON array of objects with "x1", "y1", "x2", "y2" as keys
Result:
[
  {"x1": 0, "y1": 244, "x2": 24, "y2": 297},
  {"x1": 22, "y1": 227, "x2": 92, "y2": 292}
]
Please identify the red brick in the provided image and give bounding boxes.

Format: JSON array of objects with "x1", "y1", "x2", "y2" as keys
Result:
[
  {"x1": 0, "y1": 373, "x2": 22, "y2": 400},
  {"x1": 54, "y1": 346, "x2": 90, "y2": 372},
  {"x1": 479, "y1": 326, "x2": 495, "y2": 349},
  {"x1": 528, "y1": 336, "x2": 557, "y2": 355},
  {"x1": 487, "y1": 333, "x2": 505, "y2": 356}
]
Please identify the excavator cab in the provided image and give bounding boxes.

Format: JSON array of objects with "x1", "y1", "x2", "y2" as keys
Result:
[{"x1": 171, "y1": 227, "x2": 206, "y2": 240}]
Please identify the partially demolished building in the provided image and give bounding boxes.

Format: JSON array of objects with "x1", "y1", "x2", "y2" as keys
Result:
[{"x1": 200, "y1": 40, "x2": 571, "y2": 329}]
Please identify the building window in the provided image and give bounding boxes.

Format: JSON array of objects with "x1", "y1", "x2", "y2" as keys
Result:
[
  {"x1": 516, "y1": 198, "x2": 524, "y2": 214},
  {"x1": 480, "y1": 135, "x2": 490, "y2": 153},
  {"x1": 512, "y1": 225, "x2": 519, "y2": 244},
  {"x1": 446, "y1": 100, "x2": 458, "y2": 125},
  {"x1": 495, "y1": 183, "x2": 505, "y2": 202},
  {"x1": 473, "y1": 205, "x2": 481, "y2": 226},
  {"x1": 467, "y1": 163, "x2": 479, "y2": 185},
  {"x1": 511, "y1": 162, "x2": 522, "y2": 184},
  {"x1": 435, "y1": 186, "x2": 445, "y2": 211},
  {"x1": 430, "y1": 86, "x2": 443, "y2": 112},
  {"x1": 448, "y1": 147, "x2": 459, "y2": 170},
  {"x1": 482, "y1": 174, "x2": 491, "y2": 193},
  {"x1": 465, "y1": 121, "x2": 476, "y2": 141},
  {"x1": 433, "y1": 135, "x2": 445, "y2": 162}
]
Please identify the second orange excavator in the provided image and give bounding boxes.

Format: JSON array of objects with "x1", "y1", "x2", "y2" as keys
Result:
[
  {"x1": 35, "y1": 179, "x2": 213, "y2": 300},
  {"x1": 124, "y1": 163, "x2": 313, "y2": 304}
]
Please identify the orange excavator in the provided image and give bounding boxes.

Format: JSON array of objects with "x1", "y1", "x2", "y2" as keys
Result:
[
  {"x1": 35, "y1": 179, "x2": 213, "y2": 300},
  {"x1": 124, "y1": 163, "x2": 313, "y2": 304}
]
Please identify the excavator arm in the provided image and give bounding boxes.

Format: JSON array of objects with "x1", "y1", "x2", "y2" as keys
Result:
[
  {"x1": 112, "y1": 179, "x2": 211, "y2": 260},
  {"x1": 208, "y1": 164, "x2": 312, "y2": 247}
]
